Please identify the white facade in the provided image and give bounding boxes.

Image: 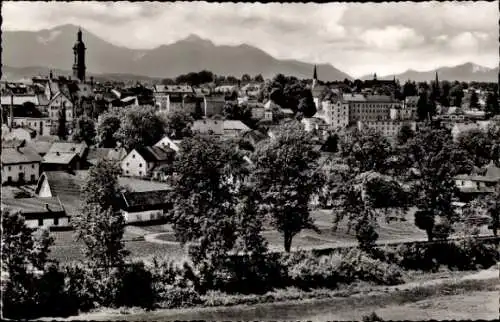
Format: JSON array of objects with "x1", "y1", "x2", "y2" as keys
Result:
[
  {"x1": 48, "y1": 93, "x2": 74, "y2": 122},
  {"x1": 122, "y1": 209, "x2": 166, "y2": 223},
  {"x1": 154, "y1": 136, "x2": 181, "y2": 152},
  {"x1": 121, "y1": 150, "x2": 154, "y2": 177},
  {"x1": 2, "y1": 162, "x2": 40, "y2": 185},
  {"x1": 24, "y1": 217, "x2": 70, "y2": 229},
  {"x1": 357, "y1": 120, "x2": 417, "y2": 139},
  {"x1": 11, "y1": 117, "x2": 52, "y2": 137},
  {"x1": 321, "y1": 100, "x2": 349, "y2": 129}
]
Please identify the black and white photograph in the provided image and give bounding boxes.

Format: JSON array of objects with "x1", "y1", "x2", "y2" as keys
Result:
[{"x1": 1, "y1": 1, "x2": 499, "y2": 321}]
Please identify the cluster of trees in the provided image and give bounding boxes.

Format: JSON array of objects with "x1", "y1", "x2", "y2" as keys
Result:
[
  {"x1": 259, "y1": 74, "x2": 317, "y2": 118},
  {"x1": 161, "y1": 70, "x2": 265, "y2": 87}
]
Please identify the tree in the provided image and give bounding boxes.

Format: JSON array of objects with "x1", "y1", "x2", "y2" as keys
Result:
[
  {"x1": 253, "y1": 74, "x2": 264, "y2": 83},
  {"x1": 416, "y1": 91, "x2": 431, "y2": 121},
  {"x1": 1, "y1": 209, "x2": 56, "y2": 319},
  {"x1": 322, "y1": 132, "x2": 339, "y2": 153},
  {"x1": 485, "y1": 92, "x2": 499, "y2": 117},
  {"x1": 1, "y1": 209, "x2": 54, "y2": 278},
  {"x1": 241, "y1": 74, "x2": 251, "y2": 82},
  {"x1": 450, "y1": 84, "x2": 464, "y2": 107},
  {"x1": 469, "y1": 90, "x2": 479, "y2": 109},
  {"x1": 234, "y1": 184, "x2": 268, "y2": 255},
  {"x1": 81, "y1": 159, "x2": 122, "y2": 211},
  {"x1": 116, "y1": 106, "x2": 166, "y2": 151},
  {"x1": 71, "y1": 116, "x2": 96, "y2": 146},
  {"x1": 97, "y1": 113, "x2": 121, "y2": 148},
  {"x1": 456, "y1": 129, "x2": 494, "y2": 167},
  {"x1": 168, "y1": 135, "x2": 244, "y2": 262},
  {"x1": 339, "y1": 128, "x2": 392, "y2": 174},
  {"x1": 486, "y1": 186, "x2": 500, "y2": 236},
  {"x1": 297, "y1": 90, "x2": 317, "y2": 118},
  {"x1": 402, "y1": 81, "x2": 418, "y2": 98},
  {"x1": 252, "y1": 121, "x2": 325, "y2": 252},
  {"x1": 72, "y1": 204, "x2": 129, "y2": 273},
  {"x1": 164, "y1": 110, "x2": 193, "y2": 139},
  {"x1": 223, "y1": 102, "x2": 252, "y2": 122},
  {"x1": 400, "y1": 127, "x2": 467, "y2": 241},
  {"x1": 57, "y1": 106, "x2": 67, "y2": 140},
  {"x1": 396, "y1": 124, "x2": 415, "y2": 146}
]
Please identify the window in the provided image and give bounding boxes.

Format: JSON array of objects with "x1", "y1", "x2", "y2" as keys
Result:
[
  {"x1": 139, "y1": 171, "x2": 142, "y2": 175},
  {"x1": 19, "y1": 165, "x2": 22, "y2": 170},
  {"x1": 139, "y1": 163, "x2": 143, "y2": 168},
  {"x1": 126, "y1": 162, "x2": 129, "y2": 166},
  {"x1": 54, "y1": 217, "x2": 59, "y2": 226},
  {"x1": 31, "y1": 175, "x2": 35, "y2": 182},
  {"x1": 132, "y1": 154, "x2": 135, "y2": 159},
  {"x1": 38, "y1": 218, "x2": 43, "y2": 227},
  {"x1": 7, "y1": 166, "x2": 11, "y2": 171},
  {"x1": 31, "y1": 164, "x2": 35, "y2": 169}
]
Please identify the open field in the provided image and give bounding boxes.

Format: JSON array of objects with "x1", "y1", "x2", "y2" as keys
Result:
[{"x1": 48, "y1": 208, "x2": 494, "y2": 263}]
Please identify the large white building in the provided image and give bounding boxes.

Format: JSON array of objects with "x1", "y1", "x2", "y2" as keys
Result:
[{"x1": 357, "y1": 120, "x2": 417, "y2": 141}]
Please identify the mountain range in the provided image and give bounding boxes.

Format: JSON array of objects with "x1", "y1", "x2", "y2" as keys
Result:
[
  {"x1": 361, "y1": 63, "x2": 498, "y2": 83},
  {"x1": 2, "y1": 24, "x2": 498, "y2": 83}
]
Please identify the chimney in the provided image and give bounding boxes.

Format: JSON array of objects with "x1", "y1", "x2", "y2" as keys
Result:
[
  {"x1": 90, "y1": 76, "x2": 94, "y2": 88},
  {"x1": 45, "y1": 203, "x2": 50, "y2": 212}
]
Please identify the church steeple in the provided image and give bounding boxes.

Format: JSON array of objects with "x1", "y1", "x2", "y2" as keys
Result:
[
  {"x1": 72, "y1": 27, "x2": 86, "y2": 82},
  {"x1": 312, "y1": 65, "x2": 318, "y2": 88}
]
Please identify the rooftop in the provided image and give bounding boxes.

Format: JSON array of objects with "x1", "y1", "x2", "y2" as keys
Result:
[
  {"x1": 135, "y1": 146, "x2": 175, "y2": 163},
  {"x1": 1, "y1": 146, "x2": 42, "y2": 164},
  {"x1": 1, "y1": 197, "x2": 64, "y2": 215}
]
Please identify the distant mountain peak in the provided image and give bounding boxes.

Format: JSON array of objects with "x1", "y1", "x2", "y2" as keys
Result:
[{"x1": 180, "y1": 34, "x2": 213, "y2": 45}]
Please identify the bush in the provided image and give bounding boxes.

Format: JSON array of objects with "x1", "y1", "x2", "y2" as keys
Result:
[
  {"x1": 156, "y1": 286, "x2": 202, "y2": 309},
  {"x1": 338, "y1": 249, "x2": 404, "y2": 285},
  {"x1": 287, "y1": 253, "x2": 343, "y2": 289},
  {"x1": 196, "y1": 253, "x2": 287, "y2": 294},
  {"x1": 393, "y1": 244, "x2": 439, "y2": 272},
  {"x1": 444, "y1": 238, "x2": 498, "y2": 270},
  {"x1": 115, "y1": 262, "x2": 154, "y2": 309},
  {"x1": 3, "y1": 264, "x2": 78, "y2": 319},
  {"x1": 362, "y1": 311, "x2": 384, "y2": 322}
]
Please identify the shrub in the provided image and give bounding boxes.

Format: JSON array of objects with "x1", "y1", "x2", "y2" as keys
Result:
[
  {"x1": 198, "y1": 253, "x2": 287, "y2": 294},
  {"x1": 444, "y1": 238, "x2": 499, "y2": 270},
  {"x1": 393, "y1": 244, "x2": 439, "y2": 272},
  {"x1": 64, "y1": 264, "x2": 98, "y2": 312},
  {"x1": 115, "y1": 262, "x2": 155, "y2": 309},
  {"x1": 338, "y1": 249, "x2": 404, "y2": 285},
  {"x1": 157, "y1": 286, "x2": 202, "y2": 309},
  {"x1": 362, "y1": 312, "x2": 384, "y2": 322},
  {"x1": 287, "y1": 253, "x2": 343, "y2": 289}
]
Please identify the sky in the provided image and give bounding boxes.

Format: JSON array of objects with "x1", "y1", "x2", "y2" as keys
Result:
[{"x1": 2, "y1": 1, "x2": 498, "y2": 78}]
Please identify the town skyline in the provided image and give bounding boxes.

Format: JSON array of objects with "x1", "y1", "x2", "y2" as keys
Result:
[{"x1": 2, "y1": 1, "x2": 497, "y2": 78}]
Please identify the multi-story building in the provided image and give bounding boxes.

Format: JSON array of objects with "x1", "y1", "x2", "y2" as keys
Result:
[
  {"x1": 343, "y1": 94, "x2": 401, "y2": 124},
  {"x1": 357, "y1": 120, "x2": 417, "y2": 141},
  {"x1": 318, "y1": 99, "x2": 349, "y2": 129}
]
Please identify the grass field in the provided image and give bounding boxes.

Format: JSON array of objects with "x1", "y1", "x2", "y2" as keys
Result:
[{"x1": 48, "y1": 208, "x2": 493, "y2": 263}]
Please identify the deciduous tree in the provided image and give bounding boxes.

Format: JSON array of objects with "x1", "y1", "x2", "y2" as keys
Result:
[
  {"x1": 116, "y1": 106, "x2": 166, "y2": 151},
  {"x1": 71, "y1": 116, "x2": 96, "y2": 146},
  {"x1": 252, "y1": 121, "x2": 325, "y2": 252}
]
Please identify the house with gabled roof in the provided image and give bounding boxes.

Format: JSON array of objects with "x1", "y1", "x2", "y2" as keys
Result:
[
  {"x1": 121, "y1": 146, "x2": 175, "y2": 178},
  {"x1": 154, "y1": 136, "x2": 182, "y2": 153},
  {"x1": 1, "y1": 196, "x2": 69, "y2": 229},
  {"x1": 1, "y1": 145, "x2": 42, "y2": 185},
  {"x1": 42, "y1": 142, "x2": 88, "y2": 172},
  {"x1": 35, "y1": 170, "x2": 173, "y2": 223},
  {"x1": 455, "y1": 161, "x2": 500, "y2": 201}
]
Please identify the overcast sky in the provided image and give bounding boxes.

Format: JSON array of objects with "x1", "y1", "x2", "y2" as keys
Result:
[{"x1": 3, "y1": 1, "x2": 498, "y2": 78}]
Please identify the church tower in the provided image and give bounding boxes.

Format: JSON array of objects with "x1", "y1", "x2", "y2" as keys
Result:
[
  {"x1": 72, "y1": 28, "x2": 86, "y2": 82},
  {"x1": 312, "y1": 65, "x2": 318, "y2": 88}
]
